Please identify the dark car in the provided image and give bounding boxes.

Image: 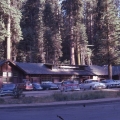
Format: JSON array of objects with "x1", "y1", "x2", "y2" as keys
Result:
[
  {"x1": 32, "y1": 83, "x2": 43, "y2": 91},
  {"x1": 0, "y1": 83, "x2": 16, "y2": 96},
  {"x1": 41, "y1": 81, "x2": 59, "y2": 90}
]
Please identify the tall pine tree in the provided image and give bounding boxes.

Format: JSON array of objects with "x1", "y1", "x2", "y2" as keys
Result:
[{"x1": 94, "y1": 0, "x2": 120, "y2": 79}]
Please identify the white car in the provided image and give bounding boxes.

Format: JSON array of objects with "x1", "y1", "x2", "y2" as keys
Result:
[
  {"x1": 100, "y1": 79, "x2": 119, "y2": 88},
  {"x1": 80, "y1": 79, "x2": 106, "y2": 90}
]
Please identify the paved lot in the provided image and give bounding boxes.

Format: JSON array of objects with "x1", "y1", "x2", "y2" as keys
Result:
[{"x1": 1, "y1": 101, "x2": 120, "y2": 120}]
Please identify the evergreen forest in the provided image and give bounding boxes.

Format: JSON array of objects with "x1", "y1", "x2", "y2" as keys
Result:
[{"x1": 0, "y1": 0, "x2": 120, "y2": 68}]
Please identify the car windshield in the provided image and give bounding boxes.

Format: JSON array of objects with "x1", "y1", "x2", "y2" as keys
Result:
[
  {"x1": 85, "y1": 80, "x2": 99, "y2": 83},
  {"x1": 2, "y1": 84, "x2": 15, "y2": 88},
  {"x1": 63, "y1": 81, "x2": 75, "y2": 84},
  {"x1": 33, "y1": 83, "x2": 40, "y2": 87},
  {"x1": 91, "y1": 80, "x2": 99, "y2": 82},
  {"x1": 42, "y1": 81, "x2": 53, "y2": 84},
  {"x1": 106, "y1": 80, "x2": 114, "y2": 82}
]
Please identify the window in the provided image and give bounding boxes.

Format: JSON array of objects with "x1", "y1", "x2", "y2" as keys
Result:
[
  {"x1": 8, "y1": 72, "x2": 12, "y2": 77},
  {"x1": 3, "y1": 72, "x2": 7, "y2": 77}
]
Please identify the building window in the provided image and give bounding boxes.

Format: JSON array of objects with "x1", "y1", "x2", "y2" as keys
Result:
[
  {"x1": 41, "y1": 75, "x2": 52, "y2": 81},
  {"x1": 3, "y1": 72, "x2": 7, "y2": 77},
  {"x1": 8, "y1": 72, "x2": 12, "y2": 77}
]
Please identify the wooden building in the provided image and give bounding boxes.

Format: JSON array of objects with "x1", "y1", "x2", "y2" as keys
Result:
[{"x1": 0, "y1": 60, "x2": 120, "y2": 85}]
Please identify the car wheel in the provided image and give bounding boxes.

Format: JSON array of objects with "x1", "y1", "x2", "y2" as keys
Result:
[
  {"x1": 0, "y1": 94, "x2": 3, "y2": 97},
  {"x1": 33, "y1": 87, "x2": 36, "y2": 91},
  {"x1": 90, "y1": 86, "x2": 93, "y2": 90},
  {"x1": 46, "y1": 88, "x2": 49, "y2": 90}
]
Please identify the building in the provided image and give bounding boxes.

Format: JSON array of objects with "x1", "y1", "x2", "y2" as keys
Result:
[{"x1": 0, "y1": 60, "x2": 119, "y2": 85}]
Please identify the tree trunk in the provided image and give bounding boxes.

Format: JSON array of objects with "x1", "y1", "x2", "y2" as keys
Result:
[
  {"x1": 70, "y1": 27, "x2": 75, "y2": 65},
  {"x1": 108, "y1": 63, "x2": 112, "y2": 79},
  {"x1": 77, "y1": 44, "x2": 81, "y2": 65},
  {"x1": 7, "y1": 0, "x2": 11, "y2": 60}
]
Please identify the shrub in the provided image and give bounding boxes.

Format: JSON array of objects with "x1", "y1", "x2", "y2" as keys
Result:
[{"x1": 52, "y1": 91, "x2": 105, "y2": 101}]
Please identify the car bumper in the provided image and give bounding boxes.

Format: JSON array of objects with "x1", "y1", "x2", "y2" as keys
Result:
[
  {"x1": 50, "y1": 87, "x2": 59, "y2": 90},
  {"x1": 0, "y1": 91, "x2": 14, "y2": 96}
]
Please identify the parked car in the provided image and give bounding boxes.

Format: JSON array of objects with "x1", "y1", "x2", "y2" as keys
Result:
[
  {"x1": 60, "y1": 80, "x2": 80, "y2": 92},
  {"x1": 54, "y1": 82, "x2": 62, "y2": 89},
  {"x1": 41, "y1": 81, "x2": 59, "y2": 90},
  {"x1": 17, "y1": 81, "x2": 33, "y2": 91},
  {"x1": 0, "y1": 83, "x2": 24, "y2": 97},
  {"x1": 100, "y1": 79, "x2": 119, "y2": 88},
  {"x1": 32, "y1": 83, "x2": 43, "y2": 91},
  {"x1": 114, "y1": 80, "x2": 120, "y2": 87},
  {"x1": 80, "y1": 79, "x2": 106, "y2": 90},
  {"x1": 0, "y1": 83, "x2": 16, "y2": 96}
]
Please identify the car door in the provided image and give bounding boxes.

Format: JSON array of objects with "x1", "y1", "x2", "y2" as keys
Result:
[{"x1": 81, "y1": 81, "x2": 89, "y2": 89}]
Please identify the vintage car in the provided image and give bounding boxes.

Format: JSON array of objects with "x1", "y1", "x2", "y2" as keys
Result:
[
  {"x1": 32, "y1": 83, "x2": 43, "y2": 91},
  {"x1": 60, "y1": 80, "x2": 80, "y2": 92},
  {"x1": 100, "y1": 79, "x2": 119, "y2": 88},
  {"x1": 80, "y1": 79, "x2": 106, "y2": 90},
  {"x1": 0, "y1": 83, "x2": 24, "y2": 98},
  {"x1": 41, "y1": 81, "x2": 59, "y2": 90}
]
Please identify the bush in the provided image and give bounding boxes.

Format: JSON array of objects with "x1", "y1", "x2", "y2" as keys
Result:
[
  {"x1": 2, "y1": 90, "x2": 120, "y2": 104},
  {"x1": 52, "y1": 91, "x2": 105, "y2": 101}
]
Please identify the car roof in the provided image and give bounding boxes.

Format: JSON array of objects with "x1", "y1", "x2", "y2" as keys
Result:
[
  {"x1": 85, "y1": 79, "x2": 98, "y2": 81},
  {"x1": 41, "y1": 81, "x2": 53, "y2": 83}
]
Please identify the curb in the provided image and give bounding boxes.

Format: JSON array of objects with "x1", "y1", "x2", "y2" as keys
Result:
[{"x1": 0, "y1": 97, "x2": 120, "y2": 109}]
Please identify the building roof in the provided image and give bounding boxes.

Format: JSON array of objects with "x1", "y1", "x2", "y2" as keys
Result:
[
  {"x1": 86, "y1": 65, "x2": 120, "y2": 76},
  {"x1": 15, "y1": 62, "x2": 94, "y2": 75},
  {"x1": 86, "y1": 65, "x2": 108, "y2": 76},
  {"x1": 1, "y1": 60, "x2": 120, "y2": 76}
]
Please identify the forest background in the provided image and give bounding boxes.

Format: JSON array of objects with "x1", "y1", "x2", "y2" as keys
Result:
[{"x1": 0, "y1": 0, "x2": 120, "y2": 72}]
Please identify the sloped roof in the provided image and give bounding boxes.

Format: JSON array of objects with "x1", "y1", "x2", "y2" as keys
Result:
[
  {"x1": 112, "y1": 66, "x2": 120, "y2": 75},
  {"x1": 86, "y1": 65, "x2": 108, "y2": 76},
  {"x1": 86, "y1": 65, "x2": 120, "y2": 76},
  {"x1": 15, "y1": 62, "x2": 94, "y2": 75},
  {"x1": 16, "y1": 62, "x2": 52, "y2": 74},
  {"x1": 0, "y1": 60, "x2": 16, "y2": 66},
  {"x1": 2, "y1": 60, "x2": 120, "y2": 76}
]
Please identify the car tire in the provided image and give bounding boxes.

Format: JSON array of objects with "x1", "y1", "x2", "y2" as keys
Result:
[
  {"x1": 90, "y1": 86, "x2": 93, "y2": 90},
  {"x1": 46, "y1": 88, "x2": 49, "y2": 90}
]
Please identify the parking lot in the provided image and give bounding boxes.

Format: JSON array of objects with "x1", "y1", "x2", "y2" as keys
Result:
[
  {"x1": 1, "y1": 87, "x2": 120, "y2": 99},
  {"x1": 24, "y1": 88, "x2": 120, "y2": 97}
]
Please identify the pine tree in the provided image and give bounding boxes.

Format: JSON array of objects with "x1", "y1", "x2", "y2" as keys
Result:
[
  {"x1": 20, "y1": 0, "x2": 44, "y2": 63},
  {"x1": 0, "y1": 0, "x2": 23, "y2": 61},
  {"x1": 43, "y1": 0, "x2": 62, "y2": 64},
  {"x1": 61, "y1": 0, "x2": 90, "y2": 65},
  {"x1": 35, "y1": 0, "x2": 45, "y2": 63},
  {"x1": 94, "y1": 0, "x2": 120, "y2": 79}
]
